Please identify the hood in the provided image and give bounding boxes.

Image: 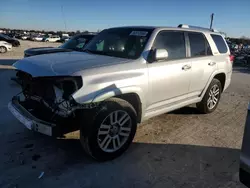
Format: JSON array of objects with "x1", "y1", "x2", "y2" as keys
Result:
[
  {"x1": 13, "y1": 51, "x2": 130, "y2": 77},
  {"x1": 25, "y1": 47, "x2": 72, "y2": 56}
]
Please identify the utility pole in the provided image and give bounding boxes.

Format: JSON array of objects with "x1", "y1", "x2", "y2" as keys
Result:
[
  {"x1": 210, "y1": 13, "x2": 214, "y2": 29},
  {"x1": 61, "y1": 5, "x2": 67, "y2": 31}
]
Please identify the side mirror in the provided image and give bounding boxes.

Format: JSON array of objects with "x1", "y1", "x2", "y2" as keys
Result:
[{"x1": 155, "y1": 49, "x2": 168, "y2": 61}]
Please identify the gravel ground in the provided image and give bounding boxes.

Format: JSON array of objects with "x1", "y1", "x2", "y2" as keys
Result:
[{"x1": 0, "y1": 40, "x2": 249, "y2": 188}]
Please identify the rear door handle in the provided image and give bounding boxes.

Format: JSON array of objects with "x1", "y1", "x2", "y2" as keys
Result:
[
  {"x1": 182, "y1": 65, "x2": 191, "y2": 70},
  {"x1": 208, "y1": 62, "x2": 216, "y2": 66}
]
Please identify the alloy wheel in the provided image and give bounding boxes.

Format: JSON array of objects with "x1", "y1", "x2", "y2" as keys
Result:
[
  {"x1": 207, "y1": 84, "x2": 220, "y2": 110},
  {"x1": 97, "y1": 110, "x2": 132, "y2": 153}
]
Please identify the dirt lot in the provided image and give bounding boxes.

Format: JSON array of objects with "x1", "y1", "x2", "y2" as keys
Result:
[{"x1": 0, "y1": 40, "x2": 249, "y2": 188}]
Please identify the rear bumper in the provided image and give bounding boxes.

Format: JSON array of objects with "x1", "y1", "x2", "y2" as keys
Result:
[
  {"x1": 8, "y1": 97, "x2": 56, "y2": 136},
  {"x1": 224, "y1": 77, "x2": 231, "y2": 91},
  {"x1": 240, "y1": 103, "x2": 250, "y2": 187},
  {"x1": 224, "y1": 71, "x2": 232, "y2": 91}
]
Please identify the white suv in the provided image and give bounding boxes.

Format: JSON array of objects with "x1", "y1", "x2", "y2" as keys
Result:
[
  {"x1": 9, "y1": 25, "x2": 232, "y2": 161},
  {"x1": 44, "y1": 36, "x2": 60, "y2": 42}
]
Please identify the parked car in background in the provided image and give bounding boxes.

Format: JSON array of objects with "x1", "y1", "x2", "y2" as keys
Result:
[
  {"x1": 33, "y1": 35, "x2": 44, "y2": 41},
  {"x1": 240, "y1": 103, "x2": 250, "y2": 188},
  {"x1": 9, "y1": 25, "x2": 232, "y2": 161},
  {"x1": 0, "y1": 33, "x2": 20, "y2": 47},
  {"x1": 24, "y1": 33, "x2": 96, "y2": 57},
  {"x1": 0, "y1": 41, "x2": 12, "y2": 53},
  {"x1": 44, "y1": 35, "x2": 61, "y2": 42},
  {"x1": 21, "y1": 35, "x2": 28, "y2": 40},
  {"x1": 6, "y1": 33, "x2": 16, "y2": 38},
  {"x1": 57, "y1": 36, "x2": 70, "y2": 43}
]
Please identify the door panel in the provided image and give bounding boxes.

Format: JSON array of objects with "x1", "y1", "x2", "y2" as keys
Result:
[
  {"x1": 187, "y1": 32, "x2": 216, "y2": 97},
  {"x1": 189, "y1": 57, "x2": 216, "y2": 97},
  {"x1": 147, "y1": 59, "x2": 191, "y2": 110},
  {"x1": 146, "y1": 30, "x2": 191, "y2": 111}
]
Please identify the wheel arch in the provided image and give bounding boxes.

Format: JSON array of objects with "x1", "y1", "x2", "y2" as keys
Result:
[
  {"x1": 92, "y1": 87, "x2": 144, "y2": 123},
  {"x1": 214, "y1": 73, "x2": 226, "y2": 91},
  {"x1": 115, "y1": 93, "x2": 142, "y2": 123},
  {"x1": 200, "y1": 71, "x2": 227, "y2": 99}
]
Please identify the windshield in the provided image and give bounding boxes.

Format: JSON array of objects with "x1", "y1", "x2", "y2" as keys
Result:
[
  {"x1": 59, "y1": 35, "x2": 94, "y2": 51},
  {"x1": 84, "y1": 28, "x2": 153, "y2": 59}
]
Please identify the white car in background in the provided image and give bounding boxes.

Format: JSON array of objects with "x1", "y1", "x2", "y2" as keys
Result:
[
  {"x1": 44, "y1": 36, "x2": 60, "y2": 42},
  {"x1": 21, "y1": 36, "x2": 28, "y2": 40},
  {"x1": 33, "y1": 35, "x2": 44, "y2": 41},
  {"x1": 0, "y1": 41, "x2": 12, "y2": 53}
]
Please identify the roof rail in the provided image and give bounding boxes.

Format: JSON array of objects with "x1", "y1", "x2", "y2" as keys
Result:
[{"x1": 178, "y1": 24, "x2": 217, "y2": 32}]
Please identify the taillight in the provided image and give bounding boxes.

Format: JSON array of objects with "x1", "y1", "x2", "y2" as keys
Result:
[{"x1": 229, "y1": 55, "x2": 235, "y2": 63}]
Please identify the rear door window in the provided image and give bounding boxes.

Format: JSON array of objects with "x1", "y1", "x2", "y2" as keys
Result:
[
  {"x1": 211, "y1": 34, "x2": 228, "y2": 53},
  {"x1": 188, "y1": 32, "x2": 212, "y2": 57}
]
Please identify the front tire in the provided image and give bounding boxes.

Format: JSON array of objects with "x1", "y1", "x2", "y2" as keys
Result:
[
  {"x1": 80, "y1": 98, "x2": 137, "y2": 161},
  {"x1": 196, "y1": 78, "x2": 222, "y2": 114}
]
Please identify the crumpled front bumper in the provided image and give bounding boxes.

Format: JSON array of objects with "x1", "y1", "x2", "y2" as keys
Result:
[{"x1": 8, "y1": 96, "x2": 56, "y2": 136}]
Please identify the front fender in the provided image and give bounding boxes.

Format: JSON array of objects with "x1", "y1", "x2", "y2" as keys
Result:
[
  {"x1": 92, "y1": 86, "x2": 144, "y2": 103},
  {"x1": 92, "y1": 86, "x2": 146, "y2": 122},
  {"x1": 72, "y1": 85, "x2": 146, "y2": 121}
]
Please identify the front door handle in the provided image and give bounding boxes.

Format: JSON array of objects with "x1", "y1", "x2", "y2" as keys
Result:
[
  {"x1": 182, "y1": 64, "x2": 191, "y2": 70},
  {"x1": 208, "y1": 62, "x2": 216, "y2": 66}
]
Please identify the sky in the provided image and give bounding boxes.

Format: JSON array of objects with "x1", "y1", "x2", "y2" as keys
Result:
[{"x1": 1, "y1": 0, "x2": 250, "y2": 38}]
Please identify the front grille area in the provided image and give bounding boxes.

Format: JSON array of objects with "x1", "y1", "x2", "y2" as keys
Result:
[{"x1": 17, "y1": 71, "x2": 56, "y2": 104}]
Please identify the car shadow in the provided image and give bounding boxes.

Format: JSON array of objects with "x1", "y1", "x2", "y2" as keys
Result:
[
  {"x1": 170, "y1": 106, "x2": 202, "y2": 115},
  {"x1": 28, "y1": 138, "x2": 242, "y2": 187},
  {"x1": 3, "y1": 133, "x2": 242, "y2": 188}
]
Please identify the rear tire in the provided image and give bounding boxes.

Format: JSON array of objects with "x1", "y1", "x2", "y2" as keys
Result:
[
  {"x1": 196, "y1": 78, "x2": 222, "y2": 114},
  {"x1": 0, "y1": 46, "x2": 7, "y2": 53},
  {"x1": 80, "y1": 98, "x2": 137, "y2": 161}
]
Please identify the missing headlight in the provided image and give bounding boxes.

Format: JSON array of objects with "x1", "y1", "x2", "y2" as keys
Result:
[{"x1": 54, "y1": 76, "x2": 82, "y2": 100}]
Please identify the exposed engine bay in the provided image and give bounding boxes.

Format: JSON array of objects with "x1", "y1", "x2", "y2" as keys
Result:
[{"x1": 15, "y1": 70, "x2": 97, "y2": 123}]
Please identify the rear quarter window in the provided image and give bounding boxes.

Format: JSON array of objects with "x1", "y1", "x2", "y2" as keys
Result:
[{"x1": 211, "y1": 34, "x2": 228, "y2": 53}]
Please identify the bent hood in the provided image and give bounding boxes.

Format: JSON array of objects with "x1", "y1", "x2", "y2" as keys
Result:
[{"x1": 13, "y1": 51, "x2": 130, "y2": 77}]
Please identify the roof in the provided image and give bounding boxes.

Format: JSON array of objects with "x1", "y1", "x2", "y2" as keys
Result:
[
  {"x1": 107, "y1": 25, "x2": 219, "y2": 34},
  {"x1": 110, "y1": 26, "x2": 157, "y2": 30}
]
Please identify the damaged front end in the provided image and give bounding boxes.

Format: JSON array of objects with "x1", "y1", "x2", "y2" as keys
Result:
[{"x1": 9, "y1": 70, "x2": 97, "y2": 136}]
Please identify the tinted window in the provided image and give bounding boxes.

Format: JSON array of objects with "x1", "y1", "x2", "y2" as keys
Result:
[
  {"x1": 188, "y1": 32, "x2": 212, "y2": 57},
  {"x1": 153, "y1": 31, "x2": 186, "y2": 60},
  {"x1": 211, "y1": 34, "x2": 228, "y2": 53}
]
